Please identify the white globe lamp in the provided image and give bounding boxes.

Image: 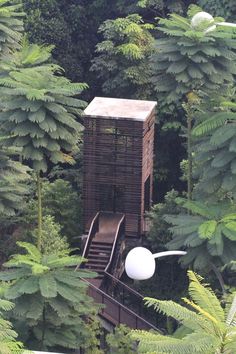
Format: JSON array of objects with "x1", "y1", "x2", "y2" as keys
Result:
[
  {"x1": 125, "y1": 247, "x2": 187, "y2": 280},
  {"x1": 191, "y1": 11, "x2": 236, "y2": 33},
  {"x1": 191, "y1": 11, "x2": 214, "y2": 29}
]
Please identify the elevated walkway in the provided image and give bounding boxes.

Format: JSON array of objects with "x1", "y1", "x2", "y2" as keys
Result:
[{"x1": 80, "y1": 212, "x2": 159, "y2": 331}]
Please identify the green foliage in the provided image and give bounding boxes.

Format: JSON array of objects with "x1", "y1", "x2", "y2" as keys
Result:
[
  {"x1": 137, "y1": 0, "x2": 188, "y2": 15},
  {"x1": 197, "y1": 0, "x2": 236, "y2": 20},
  {"x1": 0, "y1": 0, "x2": 24, "y2": 58},
  {"x1": 132, "y1": 271, "x2": 236, "y2": 353},
  {"x1": 147, "y1": 190, "x2": 182, "y2": 251},
  {"x1": 0, "y1": 146, "x2": 30, "y2": 217},
  {"x1": 32, "y1": 215, "x2": 69, "y2": 255},
  {"x1": 106, "y1": 324, "x2": 136, "y2": 353},
  {"x1": 0, "y1": 285, "x2": 24, "y2": 354},
  {"x1": 151, "y1": 5, "x2": 236, "y2": 109},
  {"x1": 0, "y1": 242, "x2": 99, "y2": 351},
  {"x1": 91, "y1": 14, "x2": 154, "y2": 98},
  {"x1": 23, "y1": 178, "x2": 82, "y2": 243},
  {"x1": 0, "y1": 42, "x2": 87, "y2": 172},
  {"x1": 192, "y1": 97, "x2": 236, "y2": 200},
  {"x1": 165, "y1": 198, "x2": 236, "y2": 272}
]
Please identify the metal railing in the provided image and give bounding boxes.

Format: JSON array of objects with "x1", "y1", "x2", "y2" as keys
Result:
[
  {"x1": 102, "y1": 272, "x2": 159, "y2": 328},
  {"x1": 85, "y1": 278, "x2": 159, "y2": 331}
]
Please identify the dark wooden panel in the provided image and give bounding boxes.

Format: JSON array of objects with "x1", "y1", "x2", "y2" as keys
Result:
[{"x1": 83, "y1": 110, "x2": 155, "y2": 237}]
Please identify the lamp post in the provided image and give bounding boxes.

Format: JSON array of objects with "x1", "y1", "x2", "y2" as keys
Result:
[
  {"x1": 125, "y1": 247, "x2": 186, "y2": 280},
  {"x1": 191, "y1": 11, "x2": 236, "y2": 33}
]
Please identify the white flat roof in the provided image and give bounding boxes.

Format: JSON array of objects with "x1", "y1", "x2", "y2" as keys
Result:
[{"x1": 84, "y1": 97, "x2": 156, "y2": 121}]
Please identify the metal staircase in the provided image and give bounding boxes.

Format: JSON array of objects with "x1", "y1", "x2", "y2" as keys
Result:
[{"x1": 79, "y1": 212, "x2": 159, "y2": 331}]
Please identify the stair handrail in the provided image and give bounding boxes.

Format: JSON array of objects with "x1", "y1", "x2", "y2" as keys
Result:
[
  {"x1": 84, "y1": 278, "x2": 160, "y2": 331},
  {"x1": 103, "y1": 271, "x2": 143, "y2": 299},
  {"x1": 102, "y1": 271, "x2": 158, "y2": 327},
  {"x1": 104, "y1": 213, "x2": 125, "y2": 274},
  {"x1": 82, "y1": 212, "x2": 100, "y2": 259}
]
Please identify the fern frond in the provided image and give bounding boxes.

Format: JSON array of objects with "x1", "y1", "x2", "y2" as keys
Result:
[{"x1": 187, "y1": 271, "x2": 225, "y2": 322}]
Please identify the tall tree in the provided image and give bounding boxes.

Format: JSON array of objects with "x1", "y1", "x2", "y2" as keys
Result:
[
  {"x1": 151, "y1": 4, "x2": 236, "y2": 199},
  {"x1": 91, "y1": 14, "x2": 154, "y2": 99},
  {"x1": 0, "y1": 1, "x2": 30, "y2": 219},
  {"x1": 0, "y1": 242, "x2": 99, "y2": 351},
  {"x1": 0, "y1": 43, "x2": 87, "y2": 250}
]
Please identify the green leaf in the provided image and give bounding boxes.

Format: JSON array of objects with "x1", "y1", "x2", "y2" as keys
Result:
[
  {"x1": 19, "y1": 276, "x2": 39, "y2": 294},
  {"x1": 225, "y1": 221, "x2": 236, "y2": 232},
  {"x1": 198, "y1": 220, "x2": 217, "y2": 239},
  {"x1": 39, "y1": 273, "x2": 57, "y2": 298}
]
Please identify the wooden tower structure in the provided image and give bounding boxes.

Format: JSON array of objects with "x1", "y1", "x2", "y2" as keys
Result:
[{"x1": 83, "y1": 97, "x2": 156, "y2": 238}]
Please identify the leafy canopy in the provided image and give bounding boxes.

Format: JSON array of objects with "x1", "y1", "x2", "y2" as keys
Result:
[
  {"x1": 91, "y1": 14, "x2": 154, "y2": 98},
  {"x1": 151, "y1": 5, "x2": 236, "y2": 107},
  {"x1": 0, "y1": 285, "x2": 24, "y2": 354},
  {"x1": 165, "y1": 198, "x2": 236, "y2": 271},
  {"x1": 0, "y1": 242, "x2": 99, "y2": 351},
  {"x1": 0, "y1": 145, "x2": 30, "y2": 217},
  {"x1": 0, "y1": 43, "x2": 87, "y2": 172},
  {"x1": 132, "y1": 271, "x2": 236, "y2": 353}
]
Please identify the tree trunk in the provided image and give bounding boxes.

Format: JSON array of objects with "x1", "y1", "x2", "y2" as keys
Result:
[
  {"x1": 37, "y1": 172, "x2": 42, "y2": 250},
  {"x1": 187, "y1": 112, "x2": 192, "y2": 201}
]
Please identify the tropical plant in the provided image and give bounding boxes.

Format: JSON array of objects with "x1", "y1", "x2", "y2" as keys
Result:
[
  {"x1": 132, "y1": 270, "x2": 236, "y2": 353},
  {"x1": 165, "y1": 198, "x2": 236, "y2": 290},
  {"x1": 0, "y1": 285, "x2": 24, "y2": 354},
  {"x1": 0, "y1": 43, "x2": 87, "y2": 250},
  {"x1": 152, "y1": 4, "x2": 236, "y2": 107},
  {"x1": 106, "y1": 324, "x2": 136, "y2": 353},
  {"x1": 197, "y1": 0, "x2": 236, "y2": 20},
  {"x1": 0, "y1": 242, "x2": 99, "y2": 351},
  {"x1": 151, "y1": 4, "x2": 236, "y2": 199},
  {"x1": 91, "y1": 14, "x2": 154, "y2": 98},
  {"x1": 0, "y1": 0, "x2": 24, "y2": 58},
  {"x1": 147, "y1": 189, "x2": 181, "y2": 251},
  {"x1": 0, "y1": 146, "x2": 30, "y2": 217},
  {"x1": 192, "y1": 96, "x2": 236, "y2": 200},
  {"x1": 31, "y1": 215, "x2": 69, "y2": 255},
  {"x1": 23, "y1": 178, "x2": 82, "y2": 244}
]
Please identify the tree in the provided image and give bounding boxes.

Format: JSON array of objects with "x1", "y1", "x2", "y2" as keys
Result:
[
  {"x1": 132, "y1": 271, "x2": 236, "y2": 353},
  {"x1": 197, "y1": 0, "x2": 236, "y2": 20},
  {"x1": 0, "y1": 285, "x2": 24, "y2": 354},
  {"x1": 0, "y1": 43, "x2": 87, "y2": 250},
  {"x1": 91, "y1": 14, "x2": 154, "y2": 99},
  {"x1": 151, "y1": 4, "x2": 236, "y2": 199},
  {"x1": 22, "y1": 178, "x2": 83, "y2": 244},
  {"x1": 0, "y1": 0, "x2": 24, "y2": 58},
  {"x1": 192, "y1": 96, "x2": 236, "y2": 200},
  {"x1": 0, "y1": 146, "x2": 30, "y2": 217},
  {"x1": 151, "y1": 4, "x2": 236, "y2": 107},
  {"x1": 0, "y1": 242, "x2": 99, "y2": 351},
  {"x1": 165, "y1": 198, "x2": 236, "y2": 291}
]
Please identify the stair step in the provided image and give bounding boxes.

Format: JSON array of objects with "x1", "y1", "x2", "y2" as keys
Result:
[
  {"x1": 86, "y1": 265, "x2": 104, "y2": 273},
  {"x1": 87, "y1": 259, "x2": 108, "y2": 265},
  {"x1": 88, "y1": 253, "x2": 109, "y2": 259},
  {"x1": 90, "y1": 247, "x2": 112, "y2": 253},
  {"x1": 87, "y1": 250, "x2": 111, "y2": 258},
  {"x1": 91, "y1": 242, "x2": 112, "y2": 248}
]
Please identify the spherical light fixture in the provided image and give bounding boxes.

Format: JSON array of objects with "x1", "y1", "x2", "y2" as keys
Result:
[
  {"x1": 125, "y1": 247, "x2": 187, "y2": 280},
  {"x1": 191, "y1": 11, "x2": 214, "y2": 29},
  {"x1": 191, "y1": 11, "x2": 236, "y2": 33}
]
